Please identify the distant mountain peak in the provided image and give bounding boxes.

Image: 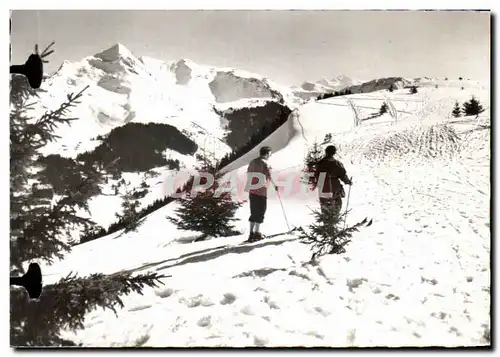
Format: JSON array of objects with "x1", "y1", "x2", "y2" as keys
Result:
[
  {"x1": 94, "y1": 43, "x2": 135, "y2": 62},
  {"x1": 316, "y1": 78, "x2": 330, "y2": 86},
  {"x1": 334, "y1": 74, "x2": 352, "y2": 81},
  {"x1": 297, "y1": 75, "x2": 356, "y2": 92}
]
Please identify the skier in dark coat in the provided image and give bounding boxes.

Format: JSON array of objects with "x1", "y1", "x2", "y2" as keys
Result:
[
  {"x1": 314, "y1": 145, "x2": 352, "y2": 220},
  {"x1": 244, "y1": 146, "x2": 277, "y2": 242}
]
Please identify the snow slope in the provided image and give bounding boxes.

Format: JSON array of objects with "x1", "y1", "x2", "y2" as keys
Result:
[{"x1": 39, "y1": 80, "x2": 490, "y2": 347}]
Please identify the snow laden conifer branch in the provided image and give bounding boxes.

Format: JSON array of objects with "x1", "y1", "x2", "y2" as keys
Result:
[
  {"x1": 10, "y1": 82, "x2": 93, "y2": 272},
  {"x1": 10, "y1": 270, "x2": 166, "y2": 346},
  {"x1": 33, "y1": 86, "x2": 89, "y2": 144}
]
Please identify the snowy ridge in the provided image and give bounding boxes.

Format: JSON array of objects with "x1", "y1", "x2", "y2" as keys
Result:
[
  {"x1": 292, "y1": 75, "x2": 364, "y2": 100},
  {"x1": 297, "y1": 75, "x2": 363, "y2": 92},
  {"x1": 39, "y1": 79, "x2": 491, "y2": 347}
]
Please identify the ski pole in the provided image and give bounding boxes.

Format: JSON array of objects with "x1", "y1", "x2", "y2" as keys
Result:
[
  {"x1": 273, "y1": 180, "x2": 291, "y2": 231},
  {"x1": 343, "y1": 177, "x2": 352, "y2": 230}
]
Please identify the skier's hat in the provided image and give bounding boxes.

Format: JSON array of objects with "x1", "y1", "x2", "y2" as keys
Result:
[
  {"x1": 325, "y1": 145, "x2": 337, "y2": 156},
  {"x1": 259, "y1": 146, "x2": 272, "y2": 156}
]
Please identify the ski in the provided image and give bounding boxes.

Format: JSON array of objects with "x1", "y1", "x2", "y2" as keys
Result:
[
  {"x1": 264, "y1": 226, "x2": 301, "y2": 239},
  {"x1": 238, "y1": 217, "x2": 373, "y2": 246},
  {"x1": 347, "y1": 217, "x2": 373, "y2": 228},
  {"x1": 240, "y1": 226, "x2": 301, "y2": 245},
  {"x1": 359, "y1": 217, "x2": 373, "y2": 227}
]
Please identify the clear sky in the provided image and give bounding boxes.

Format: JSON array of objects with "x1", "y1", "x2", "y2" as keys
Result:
[{"x1": 10, "y1": 10, "x2": 490, "y2": 86}]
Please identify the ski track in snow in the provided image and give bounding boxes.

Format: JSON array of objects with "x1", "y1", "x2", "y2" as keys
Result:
[{"x1": 36, "y1": 80, "x2": 490, "y2": 347}]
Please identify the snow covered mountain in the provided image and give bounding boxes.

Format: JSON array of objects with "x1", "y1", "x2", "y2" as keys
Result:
[
  {"x1": 347, "y1": 76, "x2": 412, "y2": 93},
  {"x1": 293, "y1": 75, "x2": 489, "y2": 102},
  {"x1": 18, "y1": 43, "x2": 303, "y2": 236},
  {"x1": 300, "y1": 75, "x2": 363, "y2": 91},
  {"x1": 293, "y1": 75, "x2": 364, "y2": 100},
  {"x1": 40, "y1": 43, "x2": 300, "y2": 159}
]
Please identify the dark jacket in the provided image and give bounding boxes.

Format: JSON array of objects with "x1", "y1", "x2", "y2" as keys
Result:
[
  {"x1": 314, "y1": 157, "x2": 350, "y2": 198},
  {"x1": 245, "y1": 157, "x2": 272, "y2": 197}
]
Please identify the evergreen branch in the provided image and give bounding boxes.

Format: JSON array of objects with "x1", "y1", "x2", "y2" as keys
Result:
[
  {"x1": 23, "y1": 157, "x2": 120, "y2": 245},
  {"x1": 10, "y1": 271, "x2": 167, "y2": 346},
  {"x1": 39, "y1": 41, "x2": 55, "y2": 61},
  {"x1": 36, "y1": 85, "x2": 89, "y2": 129},
  {"x1": 298, "y1": 205, "x2": 368, "y2": 261}
]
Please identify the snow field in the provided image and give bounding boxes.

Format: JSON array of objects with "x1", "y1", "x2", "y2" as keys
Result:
[{"x1": 36, "y1": 79, "x2": 490, "y2": 347}]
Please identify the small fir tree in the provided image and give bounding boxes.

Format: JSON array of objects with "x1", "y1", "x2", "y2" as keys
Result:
[
  {"x1": 451, "y1": 101, "x2": 462, "y2": 118},
  {"x1": 302, "y1": 140, "x2": 324, "y2": 190},
  {"x1": 379, "y1": 102, "x2": 389, "y2": 115},
  {"x1": 168, "y1": 149, "x2": 242, "y2": 241},
  {"x1": 297, "y1": 204, "x2": 371, "y2": 261},
  {"x1": 115, "y1": 180, "x2": 146, "y2": 234},
  {"x1": 409, "y1": 86, "x2": 418, "y2": 94},
  {"x1": 462, "y1": 96, "x2": 485, "y2": 117}
]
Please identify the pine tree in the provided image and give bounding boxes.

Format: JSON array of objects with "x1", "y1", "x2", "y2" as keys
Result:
[
  {"x1": 115, "y1": 180, "x2": 145, "y2": 234},
  {"x1": 462, "y1": 95, "x2": 485, "y2": 117},
  {"x1": 409, "y1": 86, "x2": 418, "y2": 94},
  {"x1": 451, "y1": 101, "x2": 462, "y2": 118},
  {"x1": 9, "y1": 77, "x2": 95, "y2": 274},
  {"x1": 168, "y1": 148, "x2": 242, "y2": 241},
  {"x1": 388, "y1": 84, "x2": 395, "y2": 92},
  {"x1": 10, "y1": 46, "x2": 165, "y2": 346},
  {"x1": 302, "y1": 140, "x2": 324, "y2": 190},
  {"x1": 297, "y1": 205, "x2": 370, "y2": 261},
  {"x1": 379, "y1": 102, "x2": 389, "y2": 115}
]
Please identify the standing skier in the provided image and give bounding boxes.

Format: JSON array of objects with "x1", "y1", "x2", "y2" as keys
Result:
[
  {"x1": 314, "y1": 145, "x2": 352, "y2": 220},
  {"x1": 244, "y1": 146, "x2": 277, "y2": 242}
]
